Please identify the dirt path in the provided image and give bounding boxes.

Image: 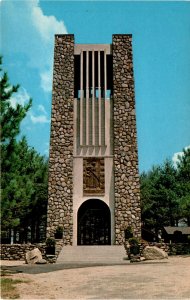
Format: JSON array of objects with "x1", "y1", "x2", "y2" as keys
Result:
[{"x1": 2, "y1": 256, "x2": 190, "y2": 299}]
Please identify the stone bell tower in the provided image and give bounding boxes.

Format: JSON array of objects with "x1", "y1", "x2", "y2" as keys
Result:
[{"x1": 47, "y1": 34, "x2": 141, "y2": 246}]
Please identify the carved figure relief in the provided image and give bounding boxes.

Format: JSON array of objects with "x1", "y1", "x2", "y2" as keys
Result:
[{"x1": 83, "y1": 158, "x2": 104, "y2": 194}]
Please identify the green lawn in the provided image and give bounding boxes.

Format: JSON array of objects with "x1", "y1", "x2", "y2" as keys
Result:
[{"x1": 0, "y1": 277, "x2": 22, "y2": 299}]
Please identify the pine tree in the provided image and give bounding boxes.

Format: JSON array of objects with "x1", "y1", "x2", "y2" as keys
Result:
[
  {"x1": 1, "y1": 57, "x2": 48, "y2": 243},
  {"x1": 141, "y1": 161, "x2": 178, "y2": 232},
  {"x1": 176, "y1": 148, "x2": 190, "y2": 225},
  {"x1": 141, "y1": 148, "x2": 190, "y2": 233},
  {"x1": 0, "y1": 56, "x2": 32, "y2": 144}
]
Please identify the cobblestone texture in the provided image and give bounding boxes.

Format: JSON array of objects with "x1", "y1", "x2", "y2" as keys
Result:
[
  {"x1": 113, "y1": 34, "x2": 141, "y2": 244},
  {"x1": 47, "y1": 34, "x2": 74, "y2": 245},
  {"x1": 0, "y1": 244, "x2": 46, "y2": 261},
  {"x1": 0, "y1": 241, "x2": 63, "y2": 262}
]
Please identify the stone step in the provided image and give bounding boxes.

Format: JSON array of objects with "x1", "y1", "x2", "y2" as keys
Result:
[{"x1": 57, "y1": 245, "x2": 127, "y2": 263}]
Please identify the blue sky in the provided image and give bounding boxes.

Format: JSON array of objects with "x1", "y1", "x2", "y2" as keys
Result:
[{"x1": 1, "y1": 0, "x2": 190, "y2": 172}]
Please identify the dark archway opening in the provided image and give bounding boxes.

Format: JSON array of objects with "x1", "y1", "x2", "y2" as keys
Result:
[{"x1": 77, "y1": 199, "x2": 111, "y2": 245}]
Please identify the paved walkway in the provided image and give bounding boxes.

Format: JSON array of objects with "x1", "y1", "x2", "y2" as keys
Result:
[{"x1": 1, "y1": 259, "x2": 167, "y2": 274}]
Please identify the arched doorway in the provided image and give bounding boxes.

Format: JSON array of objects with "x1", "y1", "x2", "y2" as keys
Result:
[{"x1": 77, "y1": 199, "x2": 111, "y2": 245}]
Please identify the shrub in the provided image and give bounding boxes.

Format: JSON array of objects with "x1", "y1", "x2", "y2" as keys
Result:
[
  {"x1": 125, "y1": 226, "x2": 133, "y2": 240},
  {"x1": 45, "y1": 238, "x2": 56, "y2": 255},
  {"x1": 128, "y1": 237, "x2": 140, "y2": 256},
  {"x1": 46, "y1": 237, "x2": 56, "y2": 248},
  {"x1": 128, "y1": 237, "x2": 139, "y2": 246},
  {"x1": 54, "y1": 226, "x2": 63, "y2": 239}
]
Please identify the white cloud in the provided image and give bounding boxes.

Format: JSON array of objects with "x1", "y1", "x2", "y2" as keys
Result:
[
  {"x1": 172, "y1": 151, "x2": 184, "y2": 168},
  {"x1": 38, "y1": 104, "x2": 47, "y2": 115},
  {"x1": 30, "y1": 102, "x2": 50, "y2": 124},
  {"x1": 32, "y1": 4, "x2": 67, "y2": 43},
  {"x1": 30, "y1": 1, "x2": 67, "y2": 92},
  {"x1": 31, "y1": 0, "x2": 67, "y2": 92},
  {"x1": 172, "y1": 145, "x2": 190, "y2": 167},
  {"x1": 44, "y1": 142, "x2": 49, "y2": 156},
  {"x1": 2, "y1": 0, "x2": 68, "y2": 93},
  {"x1": 40, "y1": 70, "x2": 52, "y2": 93},
  {"x1": 30, "y1": 113, "x2": 50, "y2": 124},
  {"x1": 10, "y1": 90, "x2": 50, "y2": 125},
  {"x1": 10, "y1": 87, "x2": 31, "y2": 108}
]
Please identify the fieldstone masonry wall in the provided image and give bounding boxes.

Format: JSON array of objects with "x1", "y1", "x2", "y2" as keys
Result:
[
  {"x1": 47, "y1": 35, "x2": 74, "y2": 245},
  {"x1": 113, "y1": 34, "x2": 141, "y2": 244},
  {"x1": 0, "y1": 240, "x2": 63, "y2": 262},
  {"x1": 0, "y1": 244, "x2": 46, "y2": 260}
]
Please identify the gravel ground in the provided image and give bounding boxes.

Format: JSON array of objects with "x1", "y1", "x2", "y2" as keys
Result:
[{"x1": 1, "y1": 256, "x2": 190, "y2": 299}]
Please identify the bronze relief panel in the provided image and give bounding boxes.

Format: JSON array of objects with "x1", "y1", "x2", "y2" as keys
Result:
[{"x1": 83, "y1": 158, "x2": 105, "y2": 195}]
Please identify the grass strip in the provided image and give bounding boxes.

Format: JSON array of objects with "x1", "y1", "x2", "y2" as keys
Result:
[{"x1": 1, "y1": 277, "x2": 23, "y2": 299}]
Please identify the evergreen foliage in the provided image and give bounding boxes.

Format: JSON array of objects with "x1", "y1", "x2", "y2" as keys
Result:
[
  {"x1": 1, "y1": 57, "x2": 48, "y2": 243},
  {"x1": 176, "y1": 148, "x2": 190, "y2": 226},
  {"x1": 0, "y1": 56, "x2": 32, "y2": 144},
  {"x1": 141, "y1": 149, "x2": 190, "y2": 232}
]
